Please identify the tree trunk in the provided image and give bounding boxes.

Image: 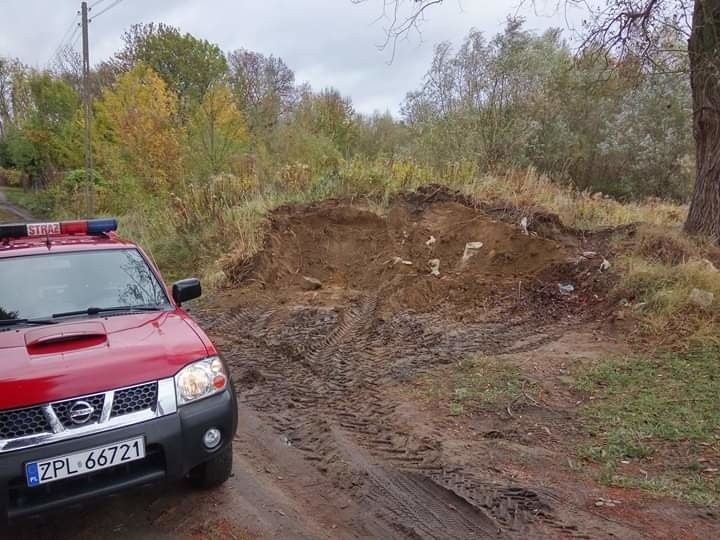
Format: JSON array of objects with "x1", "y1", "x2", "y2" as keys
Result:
[{"x1": 685, "y1": 0, "x2": 720, "y2": 237}]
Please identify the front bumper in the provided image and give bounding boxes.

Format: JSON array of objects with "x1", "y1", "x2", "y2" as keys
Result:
[{"x1": 0, "y1": 388, "x2": 237, "y2": 523}]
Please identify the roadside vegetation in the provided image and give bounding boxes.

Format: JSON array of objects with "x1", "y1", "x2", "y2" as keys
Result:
[
  {"x1": 614, "y1": 225, "x2": 720, "y2": 347},
  {"x1": 2, "y1": 17, "x2": 719, "y2": 507}
]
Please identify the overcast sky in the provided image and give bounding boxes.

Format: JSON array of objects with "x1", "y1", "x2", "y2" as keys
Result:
[{"x1": 0, "y1": 0, "x2": 585, "y2": 114}]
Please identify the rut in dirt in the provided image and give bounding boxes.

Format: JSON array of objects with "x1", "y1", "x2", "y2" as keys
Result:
[{"x1": 199, "y1": 298, "x2": 595, "y2": 539}]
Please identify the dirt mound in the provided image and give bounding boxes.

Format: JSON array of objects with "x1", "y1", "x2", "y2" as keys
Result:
[{"x1": 225, "y1": 187, "x2": 591, "y2": 313}]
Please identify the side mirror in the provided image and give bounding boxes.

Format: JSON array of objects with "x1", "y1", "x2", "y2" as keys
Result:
[{"x1": 172, "y1": 278, "x2": 202, "y2": 306}]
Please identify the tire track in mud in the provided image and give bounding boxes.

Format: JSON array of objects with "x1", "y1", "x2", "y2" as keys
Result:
[{"x1": 199, "y1": 299, "x2": 591, "y2": 539}]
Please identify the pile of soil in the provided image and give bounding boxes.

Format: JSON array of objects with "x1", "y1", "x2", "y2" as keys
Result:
[{"x1": 225, "y1": 186, "x2": 603, "y2": 314}]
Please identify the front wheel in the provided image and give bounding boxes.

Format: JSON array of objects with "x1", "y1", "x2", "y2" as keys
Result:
[{"x1": 186, "y1": 444, "x2": 233, "y2": 489}]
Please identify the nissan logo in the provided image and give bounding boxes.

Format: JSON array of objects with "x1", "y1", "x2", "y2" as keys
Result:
[{"x1": 68, "y1": 401, "x2": 95, "y2": 425}]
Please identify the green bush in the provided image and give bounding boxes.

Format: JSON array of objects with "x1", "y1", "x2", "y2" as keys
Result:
[{"x1": 0, "y1": 167, "x2": 24, "y2": 187}]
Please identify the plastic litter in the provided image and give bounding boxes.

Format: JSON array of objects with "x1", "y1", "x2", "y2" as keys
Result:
[
  {"x1": 520, "y1": 217, "x2": 529, "y2": 235},
  {"x1": 462, "y1": 242, "x2": 484, "y2": 263},
  {"x1": 558, "y1": 283, "x2": 575, "y2": 295}
]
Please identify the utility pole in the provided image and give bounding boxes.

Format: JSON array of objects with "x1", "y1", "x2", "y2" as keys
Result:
[{"x1": 81, "y1": 1, "x2": 94, "y2": 216}]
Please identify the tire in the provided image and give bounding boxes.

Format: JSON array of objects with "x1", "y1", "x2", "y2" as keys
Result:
[{"x1": 187, "y1": 444, "x2": 233, "y2": 489}]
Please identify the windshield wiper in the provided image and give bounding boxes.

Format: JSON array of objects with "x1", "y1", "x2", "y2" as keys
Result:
[
  {"x1": 0, "y1": 318, "x2": 58, "y2": 327},
  {"x1": 52, "y1": 306, "x2": 167, "y2": 318}
]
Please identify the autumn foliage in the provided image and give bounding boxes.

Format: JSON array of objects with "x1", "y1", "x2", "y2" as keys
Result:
[{"x1": 0, "y1": 20, "x2": 695, "y2": 276}]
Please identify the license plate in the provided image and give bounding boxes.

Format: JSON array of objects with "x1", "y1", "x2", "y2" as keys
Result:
[{"x1": 25, "y1": 436, "x2": 146, "y2": 487}]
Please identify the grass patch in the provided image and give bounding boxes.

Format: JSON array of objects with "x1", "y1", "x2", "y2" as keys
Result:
[
  {"x1": 462, "y1": 168, "x2": 686, "y2": 230},
  {"x1": 608, "y1": 224, "x2": 720, "y2": 347},
  {"x1": 578, "y1": 348, "x2": 720, "y2": 504},
  {"x1": 608, "y1": 473, "x2": 720, "y2": 506},
  {"x1": 422, "y1": 356, "x2": 537, "y2": 416}
]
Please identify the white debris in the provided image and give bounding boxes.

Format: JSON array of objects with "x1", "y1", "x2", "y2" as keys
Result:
[
  {"x1": 386, "y1": 256, "x2": 413, "y2": 266},
  {"x1": 558, "y1": 283, "x2": 575, "y2": 295},
  {"x1": 699, "y1": 259, "x2": 719, "y2": 273},
  {"x1": 581, "y1": 251, "x2": 598, "y2": 259},
  {"x1": 301, "y1": 276, "x2": 322, "y2": 290},
  {"x1": 520, "y1": 217, "x2": 529, "y2": 235},
  {"x1": 462, "y1": 242, "x2": 484, "y2": 263},
  {"x1": 425, "y1": 235, "x2": 437, "y2": 247},
  {"x1": 595, "y1": 498, "x2": 621, "y2": 508},
  {"x1": 428, "y1": 259, "x2": 441, "y2": 277},
  {"x1": 689, "y1": 288, "x2": 714, "y2": 309},
  {"x1": 599, "y1": 258, "x2": 611, "y2": 272}
]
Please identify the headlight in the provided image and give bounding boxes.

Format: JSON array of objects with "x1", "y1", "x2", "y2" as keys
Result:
[{"x1": 175, "y1": 356, "x2": 228, "y2": 405}]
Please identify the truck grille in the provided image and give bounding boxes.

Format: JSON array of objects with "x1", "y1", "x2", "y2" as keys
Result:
[
  {"x1": 111, "y1": 382, "x2": 158, "y2": 417},
  {"x1": 52, "y1": 393, "x2": 105, "y2": 429},
  {"x1": 0, "y1": 407, "x2": 50, "y2": 439},
  {"x1": 0, "y1": 381, "x2": 159, "y2": 444}
]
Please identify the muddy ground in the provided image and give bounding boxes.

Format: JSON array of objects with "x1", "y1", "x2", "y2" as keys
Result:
[{"x1": 8, "y1": 187, "x2": 720, "y2": 539}]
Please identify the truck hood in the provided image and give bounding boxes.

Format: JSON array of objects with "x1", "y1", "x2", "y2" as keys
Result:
[{"x1": 0, "y1": 311, "x2": 210, "y2": 410}]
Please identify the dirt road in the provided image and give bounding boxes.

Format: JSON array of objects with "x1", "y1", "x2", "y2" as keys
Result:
[
  {"x1": 11, "y1": 299, "x2": 548, "y2": 539},
  {"x1": 9, "y1": 295, "x2": 716, "y2": 539},
  {"x1": 5, "y1": 187, "x2": 720, "y2": 539},
  {"x1": 0, "y1": 190, "x2": 32, "y2": 222}
]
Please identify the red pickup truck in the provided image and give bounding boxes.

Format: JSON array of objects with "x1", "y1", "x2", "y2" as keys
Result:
[{"x1": 0, "y1": 219, "x2": 237, "y2": 524}]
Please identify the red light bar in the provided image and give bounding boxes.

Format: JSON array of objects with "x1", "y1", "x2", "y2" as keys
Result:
[
  {"x1": 0, "y1": 219, "x2": 117, "y2": 240},
  {"x1": 60, "y1": 221, "x2": 88, "y2": 235}
]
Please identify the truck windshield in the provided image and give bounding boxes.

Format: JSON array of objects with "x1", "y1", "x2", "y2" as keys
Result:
[{"x1": 0, "y1": 249, "x2": 171, "y2": 321}]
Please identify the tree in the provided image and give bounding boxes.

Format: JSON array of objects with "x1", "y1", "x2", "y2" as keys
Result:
[
  {"x1": 94, "y1": 64, "x2": 183, "y2": 191},
  {"x1": 295, "y1": 88, "x2": 358, "y2": 156},
  {"x1": 112, "y1": 23, "x2": 228, "y2": 108},
  {"x1": 364, "y1": 1, "x2": 720, "y2": 238},
  {"x1": 400, "y1": 20, "x2": 693, "y2": 199},
  {"x1": 685, "y1": 1, "x2": 720, "y2": 236},
  {"x1": 227, "y1": 49, "x2": 296, "y2": 132},
  {"x1": 355, "y1": 110, "x2": 409, "y2": 159},
  {"x1": 188, "y1": 84, "x2": 250, "y2": 176},
  {"x1": 403, "y1": 21, "x2": 578, "y2": 168},
  {"x1": 0, "y1": 57, "x2": 31, "y2": 138},
  {"x1": 4, "y1": 74, "x2": 81, "y2": 185}
]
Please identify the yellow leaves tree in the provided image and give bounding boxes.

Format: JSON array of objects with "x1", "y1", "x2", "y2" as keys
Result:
[
  {"x1": 94, "y1": 63, "x2": 183, "y2": 192},
  {"x1": 187, "y1": 84, "x2": 249, "y2": 177}
]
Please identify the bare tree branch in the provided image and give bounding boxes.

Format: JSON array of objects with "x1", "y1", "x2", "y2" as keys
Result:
[
  {"x1": 360, "y1": 0, "x2": 692, "y2": 71},
  {"x1": 352, "y1": 0, "x2": 446, "y2": 60}
]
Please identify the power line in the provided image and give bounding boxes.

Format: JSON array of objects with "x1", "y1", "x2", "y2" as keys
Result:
[
  {"x1": 56, "y1": 15, "x2": 80, "y2": 49},
  {"x1": 67, "y1": 24, "x2": 81, "y2": 46},
  {"x1": 70, "y1": 27, "x2": 82, "y2": 50},
  {"x1": 91, "y1": 0, "x2": 124, "y2": 21},
  {"x1": 46, "y1": 13, "x2": 80, "y2": 68},
  {"x1": 47, "y1": 0, "x2": 126, "y2": 69}
]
